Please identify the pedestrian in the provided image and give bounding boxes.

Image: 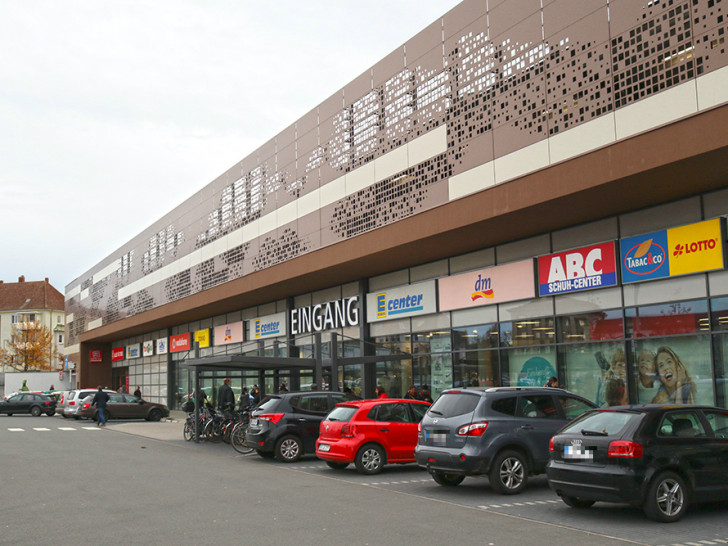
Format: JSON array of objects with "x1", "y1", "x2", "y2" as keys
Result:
[
  {"x1": 196, "y1": 388, "x2": 208, "y2": 409},
  {"x1": 49, "y1": 384, "x2": 55, "y2": 391},
  {"x1": 119, "y1": 384, "x2": 126, "y2": 394},
  {"x1": 251, "y1": 385, "x2": 261, "y2": 406},
  {"x1": 419, "y1": 385, "x2": 433, "y2": 403},
  {"x1": 91, "y1": 386, "x2": 110, "y2": 427},
  {"x1": 404, "y1": 384, "x2": 419, "y2": 400},
  {"x1": 133, "y1": 386, "x2": 142, "y2": 398},
  {"x1": 278, "y1": 382, "x2": 288, "y2": 394},
  {"x1": 218, "y1": 378, "x2": 235, "y2": 411},
  {"x1": 375, "y1": 385, "x2": 388, "y2": 399},
  {"x1": 238, "y1": 387, "x2": 251, "y2": 410},
  {"x1": 544, "y1": 376, "x2": 559, "y2": 388},
  {"x1": 21, "y1": 380, "x2": 29, "y2": 392}
]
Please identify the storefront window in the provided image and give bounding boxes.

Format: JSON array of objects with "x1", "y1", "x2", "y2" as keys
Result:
[
  {"x1": 340, "y1": 364, "x2": 362, "y2": 397},
  {"x1": 632, "y1": 335, "x2": 714, "y2": 405},
  {"x1": 376, "y1": 359, "x2": 412, "y2": 399},
  {"x1": 453, "y1": 323, "x2": 498, "y2": 350},
  {"x1": 558, "y1": 309, "x2": 623, "y2": 343},
  {"x1": 711, "y1": 297, "x2": 728, "y2": 332},
  {"x1": 626, "y1": 299, "x2": 709, "y2": 338},
  {"x1": 560, "y1": 341, "x2": 627, "y2": 407},
  {"x1": 500, "y1": 317, "x2": 555, "y2": 347},
  {"x1": 453, "y1": 349, "x2": 498, "y2": 388},
  {"x1": 501, "y1": 347, "x2": 556, "y2": 388}
]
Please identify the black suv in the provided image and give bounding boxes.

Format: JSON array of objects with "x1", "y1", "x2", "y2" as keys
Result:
[
  {"x1": 245, "y1": 391, "x2": 358, "y2": 462},
  {"x1": 0, "y1": 392, "x2": 57, "y2": 416},
  {"x1": 414, "y1": 387, "x2": 596, "y2": 494}
]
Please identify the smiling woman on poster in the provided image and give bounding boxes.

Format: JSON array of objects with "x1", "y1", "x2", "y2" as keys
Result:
[{"x1": 652, "y1": 346, "x2": 697, "y2": 404}]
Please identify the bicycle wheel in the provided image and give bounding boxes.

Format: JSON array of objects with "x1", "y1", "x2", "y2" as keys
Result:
[
  {"x1": 231, "y1": 423, "x2": 254, "y2": 454},
  {"x1": 204, "y1": 419, "x2": 222, "y2": 443},
  {"x1": 183, "y1": 420, "x2": 194, "y2": 441}
]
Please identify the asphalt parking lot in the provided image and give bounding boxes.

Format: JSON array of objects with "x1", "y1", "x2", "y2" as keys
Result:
[{"x1": 4, "y1": 413, "x2": 728, "y2": 545}]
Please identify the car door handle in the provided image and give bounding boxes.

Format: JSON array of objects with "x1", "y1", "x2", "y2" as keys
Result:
[
  {"x1": 380, "y1": 428, "x2": 389, "y2": 432},
  {"x1": 297, "y1": 418, "x2": 307, "y2": 422},
  {"x1": 520, "y1": 425, "x2": 534, "y2": 430}
]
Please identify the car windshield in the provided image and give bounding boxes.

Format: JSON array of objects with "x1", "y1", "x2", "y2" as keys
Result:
[
  {"x1": 560, "y1": 410, "x2": 642, "y2": 436},
  {"x1": 427, "y1": 392, "x2": 479, "y2": 418},
  {"x1": 326, "y1": 406, "x2": 358, "y2": 422}
]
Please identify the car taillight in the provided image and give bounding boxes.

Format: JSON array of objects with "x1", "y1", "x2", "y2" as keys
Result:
[
  {"x1": 82, "y1": 402, "x2": 90, "y2": 410},
  {"x1": 69, "y1": 401, "x2": 75, "y2": 406},
  {"x1": 417, "y1": 422, "x2": 421, "y2": 432},
  {"x1": 45, "y1": 401, "x2": 52, "y2": 406},
  {"x1": 258, "y1": 413, "x2": 284, "y2": 424},
  {"x1": 457, "y1": 422, "x2": 488, "y2": 436},
  {"x1": 341, "y1": 424, "x2": 355, "y2": 438},
  {"x1": 549, "y1": 437, "x2": 555, "y2": 452},
  {"x1": 608, "y1": 440, "x2": 643, "y2": 458}
]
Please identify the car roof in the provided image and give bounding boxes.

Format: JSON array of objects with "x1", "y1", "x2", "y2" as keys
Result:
[
  {"x1": 335, "y1": 398, "x2": 431, "y2": 408},
  {"x1": 593, "y1": 404, "x2": 726, "y2": 413}
]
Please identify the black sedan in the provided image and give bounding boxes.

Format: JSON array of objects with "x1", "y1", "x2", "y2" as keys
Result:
[
  {"x1": 547, "y1": 404, "x2": 728, "y2": 522},
  {"x1": 0, "y1": 393, "x2": 56, "y2": 416}
]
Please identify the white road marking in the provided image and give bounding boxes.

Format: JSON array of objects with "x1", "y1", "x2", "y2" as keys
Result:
[
  {"x1": 33, "y1": 428, "x2": 51, "y2": 431},
  {"x1": 8, "y1": 428, "x2": 24, "y2": 432}
]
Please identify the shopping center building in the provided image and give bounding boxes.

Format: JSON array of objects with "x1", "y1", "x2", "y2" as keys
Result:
[{"x1": 65, "y1": 0, "x2": 728, "y2": 410}]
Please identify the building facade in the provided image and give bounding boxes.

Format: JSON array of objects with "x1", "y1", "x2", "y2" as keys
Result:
[
  {"x1": 66, "y1": 0, "x2": 728, "y2": 409},
  {"x1": 1, "y1": 276, "x2": 65, "y2": 373}
]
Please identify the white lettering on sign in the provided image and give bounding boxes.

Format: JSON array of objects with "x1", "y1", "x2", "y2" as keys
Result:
[
  {"x1": 290, "y1": 296, "x2": 359, "y2": 335},
  {"x1": 548, "y1": 248, "x2": 603, "y2": 282}
]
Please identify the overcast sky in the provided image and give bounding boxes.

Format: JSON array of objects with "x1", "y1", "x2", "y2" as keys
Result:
[{"x1": 0, "y1": 1, "x2": 463, "y2": 294}]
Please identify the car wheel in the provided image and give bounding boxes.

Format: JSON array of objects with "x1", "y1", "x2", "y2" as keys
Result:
[
  {"x1": 148, "y1": 409, "x2": 162, "y2": 422},
  {"x1": 560, "y1": 495, "x2": 595, "y2": 509},
  {"x1": 355, "y1": 443, "x2": 385, "y2": 475},
  {"x1": 326, "y1": 462, "x2": 349, "y2": 470},
  {"x1": 275, "y1": 435, "x2": 302, "y2": 462},
  {"x1": 643, "y1": 471, "x2": 688, "y2": 522},
  {"x1": 257, "y1": 450, "x2": 275, "y2": 459},
  {"x1": 489, "y1": 449, "x2": 528, "y2": 495},
  {"x1": 6, "y1": 413, "x2": 12, "y2": 417},
  {"x1": 46, "y1": 411, "x2": 56, "y2": 417},
  {"x1": 31, "y1": 406, "x2": 42, "y2": 417},
  {"x1": 431, "y1": 471, "x2": 465, "y2": 487},
  {"x1": 62, "y1": 413, "x2": 70, "y2": 419}
]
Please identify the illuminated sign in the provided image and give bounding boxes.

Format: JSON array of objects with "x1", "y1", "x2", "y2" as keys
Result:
[
  {"x1": 89, "y1": 350, "x2": 103, "y2": 363},
  {"x1": 249, "y1": 312, "x2": 286, "y2": 339},
  {"x1": 126, "y1": 343, "x2": 140, "y2": 359},
  {"x1": 290, "y1": 296, "x2": 359, "y2": 335},
  {"x1": 620, "y1": 219, "x2": 724, "y2": 283},
  {"x1": 214, "y1": 321, "x2": 244, "y2": 345},
  {"x1": 438, "y1": 260, "x2": 535, "y2": 311},
  {"x1": 170, "y1": 333, "x2": 191, "y2": 353},
  {"x1": 537, "y1": 242, "x2": 617, "y2": 296},
  {"x1": 194, "y1": 329, "x2": 210, "y2": 348},
  {"x1": 111, "y1": 347, "x2": 124, "y2": 362},
  {"x1": 366, "y1": 281, "x2": 437, "y2": 323}
]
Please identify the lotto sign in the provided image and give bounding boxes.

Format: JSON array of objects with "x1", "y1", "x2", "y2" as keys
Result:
[
  {"x1": 170, "y1": 333, "x2": 191, "y2": 353},
  {"x1": 621, "y1": 219, "x2": 724, "y2": 283},
  {"x1": 537, "y1": 242, "x2": 617, "y2": 296},
  {"x1": 194, "y1": 329, "x2": 210, "y2": 348},
  {"x1": 111, "y1": 347, "x2": 124, "y2": 361}
]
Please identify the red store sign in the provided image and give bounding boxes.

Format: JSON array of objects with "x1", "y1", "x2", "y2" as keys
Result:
[
  {"x1": 170, "y1": 333, "x2": 191, "y2": 353},
  {"x1": 111, "y1": 347, "x2": 124, "y2": 362},
  {"x1": 89, "y1": 350, "x2": 103, "y2": 363}
]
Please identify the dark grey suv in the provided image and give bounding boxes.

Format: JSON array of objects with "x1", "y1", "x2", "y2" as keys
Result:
[
  {"x1": 414, "y1": 387, "x2": 596, "y2": 494},
  {"x1": 245, "y1": 391, "x2": 358, "y2": 462}
]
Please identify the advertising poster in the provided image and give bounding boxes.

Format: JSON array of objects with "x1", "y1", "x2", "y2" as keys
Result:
[
  {"x1": 438, "y1": 259, "x2": 535, "y2": 312},
  {"x1": 632, "y1": 336, "x2": 713, "y2": 406},
  {"x1": 562, "y1": 342, "x2": 628, "y2": 407},
  {"x1": 89, "y1": 350, "x2": 103, "y2": 363},
  {"x1": 126, "y1": 343, "x2": 140, "y2": 359},
  {"x1": 194, "y1": 329, "x2": 210, "y2": 348},
  {"x1": 170, "y1": 333, "x2": 191, "y2": 353},
  {"x1": 111, "y1": 347, "x2": 124, "y2": 362},
  {"x1": 504, "y1": 348, "x2": 556, "y2": 389},
  {"x1": 142, "y1": 340, "x2": 154, "y2": 357},
  {"x1": 366, "y1": 281, "x2": 437, "y2": 322},
  {"x1": 537, "y1": 242, "x2": 617, "y2": 296},
  {"x1": 249, "y1": 312, "x2": 286, "y2": 340},
  {"x1": 156, "y1": 337, "x2": 168, "y2": 355},
  {"x1": 214, "y1": 321, "x2": 244, "y2": 346},
  {"x1": 621, "y1": 218, "x2": 724, "y2": 283}
]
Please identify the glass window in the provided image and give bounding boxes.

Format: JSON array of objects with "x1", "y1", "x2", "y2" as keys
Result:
[
  {"x1": 326, "y1": 406, "x2": 357, "y2": 422},
  {"x1": 500, "y1": 317, "x2": 555, "y2": 347},
  {"x1": 626, "y1": 299, "x2": 709, "y2": 337},
  {"x1": 517, "y1": 395, "x2": 559, "y2": 419},
  {"x1": 409, "y1": 403, "x2": 428, "y2": 422},
  {"x1": 559, "y1": 395, "x2": 597, "y2": 419},
  {"x1": 369, "y1": 403, "x2": 408, "y2": 423},
  {"x1": 561, "y1": 410, "x2": 640, "y2": 435},
  {"x1": 633, "y1": 336, "x2": 713, "y2": 405},
  {"x1": 704, "y1": 410, "x2": 728, "y2": 439},
  {"x1": 561, "y1": 342, "x2": 627, "y2": 407},
  {"x1": 491, "y1": 397, "x2": 517, "y2": 416},
  {"x1": 453, "y1": 349, "x2": 498, "y2": 388},
  {"x1": 558, "y1": 309, "x2": 623, "y2": 343},
  {"x1": 711, "y1": 297, "x2": 728, "y2": 331},
  {"x1": 453, "y1": 323, "x2": 498, "y2": 350},
  {"x1": 658, "y1": 411, "x2": 707, "y2": 437},
  {"x1": 427, "y1": 392, "x2": 479, "y2": 418},
  {"x1": 501, "y1": 347, "x2": 557, "y2": 388}
]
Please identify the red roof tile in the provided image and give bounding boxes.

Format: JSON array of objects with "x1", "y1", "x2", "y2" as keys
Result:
[{"x1": 0, "y1": 277, "x2": 64, "y2": 312}]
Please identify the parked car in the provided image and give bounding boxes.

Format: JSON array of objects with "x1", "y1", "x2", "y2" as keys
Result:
[
  {"x1": 63, "y1": 388, "x2": 116, "y2": 419},
  {"x1": 0, "y1": 393, "x2": 56, "y2": 416},
  {"x1": 316, "y1": 398, "x2": 431, "y2": 474},
  {"x1": 245, "y1": 391, "x2": 358, "y2": 462},
  {"x1": 414, "y1": 386, "x2": 597, "y2": 494},
  {"x1": 547, "y1": 404, "x2": 728, "y2": 522},
  {"x1": 80, "y1": 393, "x2": 170, "y2": 422}
]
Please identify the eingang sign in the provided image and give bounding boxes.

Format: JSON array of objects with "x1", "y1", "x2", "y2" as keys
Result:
[{"x1": 290, "y1": 296, "x2": 359, "y2": 335}]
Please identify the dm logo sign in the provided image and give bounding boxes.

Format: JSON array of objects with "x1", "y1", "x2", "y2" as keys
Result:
[{"x1": 620, "y1": 229, "x2": 669, "y2": 284}]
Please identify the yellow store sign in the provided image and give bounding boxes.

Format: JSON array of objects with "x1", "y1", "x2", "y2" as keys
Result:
[
  {"x1": 194, "y1": 328, "x2": 210, "y2": 348},
  {"x1": 666, "y1": 218, "x2": 724, "y2": 276}
]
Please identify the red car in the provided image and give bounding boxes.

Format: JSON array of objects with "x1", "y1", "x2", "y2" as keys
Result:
[{"x1": 316, "y1": 398, "x2": 430, "y2": 474}]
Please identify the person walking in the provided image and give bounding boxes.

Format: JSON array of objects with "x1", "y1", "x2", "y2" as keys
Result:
[
  {"x1": 91, "y1": 386, "x2": 110, "y2": 427},
  {"x1": 375, "y1": 385, "x2": 388, "y2": 399},
  {"x1": 218, "y1": 378, "x2": 235, "y2": 411},
  {"x1": 133, "y1": 386, "x2": 142, "y2": 398}
]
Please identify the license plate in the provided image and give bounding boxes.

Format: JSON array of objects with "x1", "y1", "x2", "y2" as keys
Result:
[
  {"x1": 563, "y1": 445, "x2": 594, "y2": 460},
  {"x1": 426, "y1": 431, "x2": 447, "y2": 446},
  {"x1": 318, "y1": 443, "x2": 330, "y2": 452},
  {"x1": 250, "y1": 418, "x2": 258, "y2": 427}
]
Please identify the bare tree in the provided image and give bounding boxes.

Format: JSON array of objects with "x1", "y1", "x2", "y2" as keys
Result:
[{"x1": 0, "y1": 321, "x2": 61, "y2": 372}]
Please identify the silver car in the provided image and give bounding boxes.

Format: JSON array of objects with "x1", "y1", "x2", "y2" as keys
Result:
[{"x1": 63, "y1": 388, "x2": 116, "y2": 419}]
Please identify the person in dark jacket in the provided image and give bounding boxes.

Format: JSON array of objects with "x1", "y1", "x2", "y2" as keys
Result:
[
  {"x1": 133, "y1": 386, "x2": 142, "y2": 398},
  {"x1": 404, "y1": 384, "x2": 419, "y2": 400},
  {"x1": 91, "y1": 386, "x2": 110, "y2": 427},
  {"x1": 418, "y1": 385, "x2": 434, "y2": 403},
  {"x1": 218, "y1": 378, "x2": 235, "y2": 411}
]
